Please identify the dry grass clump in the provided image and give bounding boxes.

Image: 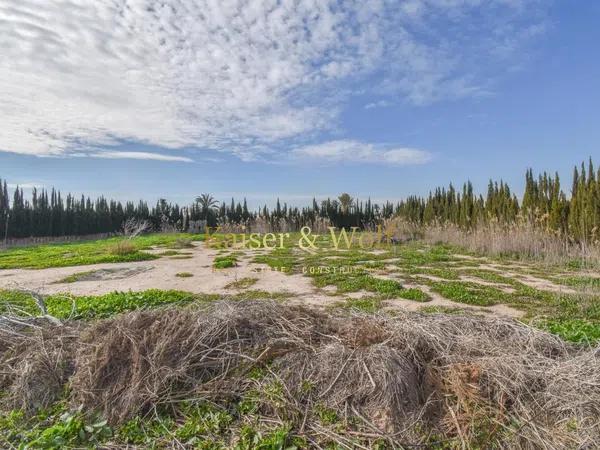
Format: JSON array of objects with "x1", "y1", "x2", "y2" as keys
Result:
[
  {"x1": 380, "y1": 217, "x2": 600, "y2": 266},
  {"x1": 70, "y1": 302, "x2": 327, "y2": 424},
  {"x1": 169, "y1": 237, "x2": 194, "y2": 249},
  {"x1": 0, "y1": 319, "x2": 79, "y2": 412},
  {"x1": 2, "y1": 301, "x2": 600, "y2": 448},
  {"x1": 107, "y1": 240, "x2": 137, "y2": 256},
  {"x1": 420, "y1": 221, "x2": 600, "y2": 266}
]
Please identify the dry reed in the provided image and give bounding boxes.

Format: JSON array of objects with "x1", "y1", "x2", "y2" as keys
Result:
[{"x1": 1, "y1": 300, "x2": 599, "y2": 448}]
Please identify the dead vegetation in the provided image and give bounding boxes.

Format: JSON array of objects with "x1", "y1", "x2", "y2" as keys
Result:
[
  {"x1": 381, "y1": 217, "x2": 600, "y2": 266},
  {"x1": 422, "y1": 221, "x2": 600, "y2": 266},
  {"x1": 121, "y1": 218, "x2": 151, "y2": 240},
  {"x1": 1, "y1": 299, "x2": 599, "y2": 448},
  {"x1": 107, "y1": 240, "x2": 137, "y2": 256}
]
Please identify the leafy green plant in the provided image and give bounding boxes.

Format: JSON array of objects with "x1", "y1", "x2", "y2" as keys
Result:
[
  {"x1": 0, "y1": 406, "x2": 112, "y2": 449},
  {"x1": 537, "y1": 318, "x2": 600, "y2": 344},
  {"x1": 430, "y1": 281, "x2": 506, "y2": 306},
  {"x1": 213, "y1": 255, "x2": 237, "y2": 269}
]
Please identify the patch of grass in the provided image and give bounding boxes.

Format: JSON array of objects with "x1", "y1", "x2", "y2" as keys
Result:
[
  {"x1": 430, "y1": 281, "x2": 507, "y2": 306},
  {"x1": 397, "y1": 287, "x2": 430, "y2": 302},
  {"x1": 157, "y1": 250, "x2": 180, "y2": 256},
  {"x1": 51, "y1": 290, "x2": 221, "y2": 320},
  {"x1": 552, "y1": 276, "x2": 600, "y2": 290},
  {"x1": 394, "y1": 244, "x2": 457, "y2": 267},
  {"x1": 0, "y1": 403, "x2": 111, "y2": 449},
  {"x1": 0, "y1": 398, "x2": 301, "y2": 450},
  {"x1": 0, "y1": 289, "x2": 40, "y2": 315},
  {"x1": 314, "y1": 404, "x2": 339, "y2": 425},
  {"x1": 340, "y1": 296, "x2": 383, "y2": 313},
  {"x1": 0, "y1": 289, "x2": 218, "y2": 320},
  {"x1": 252, "y1": 247, "x2": 297, "y2": 272},
  {"x1": 419, "y1": 305, "x2": 471, "y2": 315},
  {"x1": 213, "y1": 255, "x2": 237, "y2": 269},
  {"x1": 230, "y1": 290, "x2": 293, "y2": 302},
  {"x1": 167, "y1": 237, "x2": 195, "y2": 249},
  {"x1": 55, "y1": 270, "x2": 96, "y2": 283},
  {"x1": 519, "y1": 290, "x2": 600, "y2": 343},
  {"x1": 462, "y1": 269, "x2": 522, "y2": 286},
  {"x1": 174, "y1": 402, "x2": 233, "y2": 444},
  {"x1": 175, "y1": 272, "x2": 194, "y2": 278},
  {"x1": 310, "y1": 269, "x2": 428, "y2": 303},
  {"x1": 537, "y1": 318, "x2": 600, "y2": 344},
  {"x1": 0, "y1": 233, "x2": 203, "y2": 269},
  {"x1": 0, "y1": 288, "x2": 296, "y2": 320},
  {"x1": 225, "y1": 277, "x2": 259, "y2": 290},
  {"x1": 309, "y1": 268, "x2": 399, "y2": 295},
  {"x1": 400, "y1": 266, "x2": 460, "y2": 280}
]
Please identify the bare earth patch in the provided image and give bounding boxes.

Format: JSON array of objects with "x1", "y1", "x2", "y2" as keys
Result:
[
  {"x1": 0, "y1": 242, "x2": 323, "y2": 300},
  {"x1": 58, "y1": 266, "x2": 154, "y2": 283},
  {"x1": 0, "y1": 242, "x2": 584, "y2": 320}
]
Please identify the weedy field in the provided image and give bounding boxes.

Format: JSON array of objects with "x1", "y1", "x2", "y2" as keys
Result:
[{"x1": 1, "y1": 232, "x2": 600, "y2": 448}]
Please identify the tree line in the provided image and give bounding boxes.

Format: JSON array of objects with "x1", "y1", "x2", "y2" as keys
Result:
[{"x1": 0, "y1": 159, "x2": 599, "y2": 242}]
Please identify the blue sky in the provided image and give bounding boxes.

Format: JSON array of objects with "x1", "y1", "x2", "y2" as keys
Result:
[{"x1": 0, "y1": 1, "x2": 598, "y2": 208}]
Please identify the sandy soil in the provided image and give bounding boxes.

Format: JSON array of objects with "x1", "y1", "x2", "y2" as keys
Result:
[
  {"x1": 0, "y1": 242, "x2": 526, "y2": 318},
  {"x1": 0, "y1": 243, "x2": 318, "y2": 298}
]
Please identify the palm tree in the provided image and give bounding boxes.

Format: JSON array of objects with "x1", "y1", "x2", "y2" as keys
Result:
[{"x1": 195, "y1": 194, "x2": 219, "y2": 221}]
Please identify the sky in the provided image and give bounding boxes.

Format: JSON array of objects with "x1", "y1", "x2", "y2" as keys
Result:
[{"x1": 0, "y1": 0, "x2": 599, "y2": 208}]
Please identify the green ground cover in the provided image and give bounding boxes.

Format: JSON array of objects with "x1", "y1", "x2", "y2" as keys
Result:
[{"x1": 0, "y1": 233, "x2": 203, "y2": 269}]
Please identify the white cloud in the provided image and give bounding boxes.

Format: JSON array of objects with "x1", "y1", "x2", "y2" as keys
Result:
[
  {"x1": 0, "y1": 0, "x2": 546, "y2": 158},
  {"x1": 364, "y1": 100, "x2": 392, "y2": 110},
  {"x1": 291, "y1": 140, "x2": 433, "y2": 165},
  {"x1": 88, "y1": 151, "x2": 193, "y2": 163}
]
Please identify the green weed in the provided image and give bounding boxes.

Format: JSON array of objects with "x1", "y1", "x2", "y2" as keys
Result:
[
  {"x1": 430, "y1": 281, "x2": 507, "y2": 306},
  {"x1": 213, "y1": 255, "x2": 238, "y2": 269}
]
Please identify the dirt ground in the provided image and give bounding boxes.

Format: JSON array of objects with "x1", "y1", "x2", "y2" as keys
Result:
[{"x1": 1, "y1": 241, "x2": 585, "y2": 319}]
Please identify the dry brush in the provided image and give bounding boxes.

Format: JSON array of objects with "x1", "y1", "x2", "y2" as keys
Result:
[{"x1": 1, "y1": 300, "x2": 599, "y2": 448}]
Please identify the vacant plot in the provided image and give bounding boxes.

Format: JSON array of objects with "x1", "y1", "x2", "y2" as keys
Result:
[
  {"x1": 1, "y1": 232, "x2": 599, "y2": 343},
  {"x1": 1, "y1": 233, "x2": 600, "y2": 448}
]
